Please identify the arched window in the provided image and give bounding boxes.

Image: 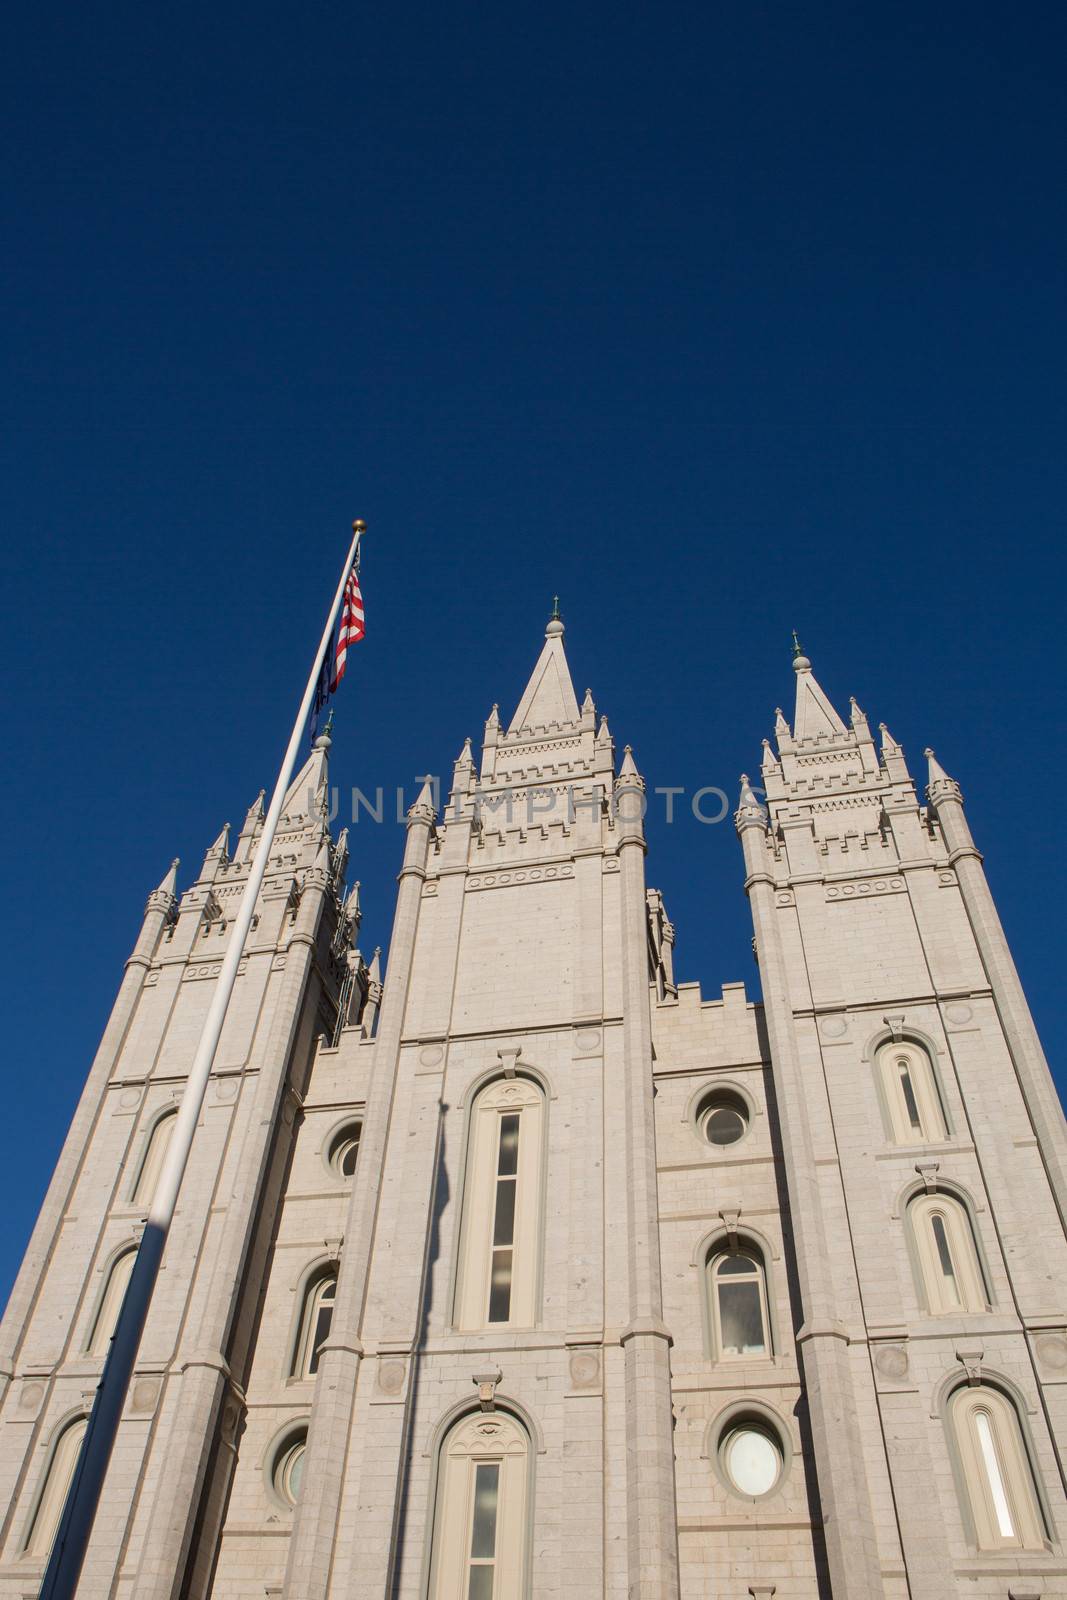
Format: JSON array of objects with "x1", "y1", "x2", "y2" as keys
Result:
[
  {"x1": 877, "y1": 1040, "x2": 947, "y2": 1144},
  {"x1": 949, "y1": 1385, "x2": 1046, "y2": 1550},
  {"x1": 455, "y1": 1077, "x2": 545, "y2": 1331},
  {"x1": 706, "y1": 1243, "x2": 771, "y2": 1360},
  {"x1": 129, "y1": 1108, "x2": 177, "y2": 1206},
  {"x1": 85, "y1": 1246, "x2": 136, "y2": 1355},
  {"x1": 909, "y1": 1191, "x2": 988, "y2": 1314},
  {"x1": 291, "y1": 1268, "x2": 337, "y2": 1379},
  {"x1": 23, "y1": 1416, "x2": 87, "y2": 1557},
  {"x1": 428, "y1": 1410, "x2": 531, "y2": 1600}
]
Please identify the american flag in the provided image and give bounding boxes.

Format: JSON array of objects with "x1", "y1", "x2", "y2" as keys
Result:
[
  {"x1": 331, "y1": 563, "x2": 365, "y2": 690},
  {"x1": 310, "y1": 560, "x2": 364, "y2": 742}
]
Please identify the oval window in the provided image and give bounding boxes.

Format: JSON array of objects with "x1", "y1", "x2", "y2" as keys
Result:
[
  {"x1": 272, "y1": 1430, "x2": 308, "y2": 1507},
  {"x1": 723, "y1": 1425, "x2": 782, "y2": 1496},
  {"x1": 327, "y1": 1122, "x2": 362, "y2": 1179},
  {"x1": 700, "y1": 1092, "x2": 749, "y2": 1147}
]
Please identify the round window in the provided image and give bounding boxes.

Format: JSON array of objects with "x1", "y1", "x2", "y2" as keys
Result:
[
  {"x1": 700, "y1": 1093, "x2": 749, "y2": 1147},
  {"x1": 272, "y1": 1430, "x2": 307, "y2": 1507},
  {"x1": 722, "y1": 1424, "x2": 782, "y2": 1497},
  {"x1": 327, "y1": 1122, "x2": 362, "y2": 1179}
]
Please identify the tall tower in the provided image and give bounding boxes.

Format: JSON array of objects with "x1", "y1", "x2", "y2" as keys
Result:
[
  {"x1": 0, "y1": 733, "x2": 369, "y2": 1598},
  {"x1": 735, "y1": 646, "x2": 1067, "y2": 1598}
]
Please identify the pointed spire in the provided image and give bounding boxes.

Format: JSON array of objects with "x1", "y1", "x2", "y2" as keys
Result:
[
  {"x1": 156, "y1": 858, "x2": 180, "y2": 898},
  {"x1": 924, "y1": 747, "x2": 963, "y2": 804},
  {"x1": 774, "y1": 706, "x2": 791, "y2": 739},
  {"x1": 925, "y1": 747, "x2": 951, "y2": 785},
  {"x1": 282, "y1": 737, "x2": 329, "y2": 820},
  {"x1": 507, "y1": 613, "x2": 580, "y2": 733},
  {"x1": 486, "y1": 703, "x2": 500, "y2": 731},
  {"x1": 792, "y1": 647, "x2": 847, "y2": 741},
  {"x1": 736, "y1": 772, "x2": 768, "y2": 824},
  {"x1": 582, "y1": 687, "x2": 595, "y2": 714},
  {"x1": 879, "y1": 722, "x2": 900, "y2": 755},
  {"x1": 207, "y1": 822, "x2": 231, "y2": 857},
  {"x1": 245, "y1": 788, "x2": 265, "y2": 824},
  {"x1": 618, "y1": 744, "x2": 640, "y2": 778},
  {"x1": 312, "y1": 833, "x2": 331, "y2": 876},
  {"x1": 367, "y1": 945, "x2": 382, "y2": 984},
  {"x1": 408, "y1": 777, "x2": 437, "y2": 824},
  {"x1": 146, "y1": 857, "x2": 180, "y2": 917},
  {"x1": 761, "y1": 737, "x2": 780, "y2": 773},
  {"x1": 455, "y1": 736, "x2": 474, "y2": 767},
  {"x1": 596, "y1": 714, "x2": 611, "y2": 743}
]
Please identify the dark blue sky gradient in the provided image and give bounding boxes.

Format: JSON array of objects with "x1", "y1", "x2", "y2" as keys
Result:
[{"x1": 2, "y1": 1, "x2": 1066, "y2": 1304}]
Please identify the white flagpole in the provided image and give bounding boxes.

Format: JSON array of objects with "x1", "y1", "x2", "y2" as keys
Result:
[{"x1": 39, "y1": 519, "x2": 366, "y2": 1600}]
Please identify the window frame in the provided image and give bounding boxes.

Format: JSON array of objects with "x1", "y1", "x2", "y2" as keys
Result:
[
  {"x1": 452, "y1": 1075, "x2": 547, "y2": 1333},
  {"x1": 686, "y1": 1079, "x2": 758, "y2": 1154},
  {"x1": 907, "y1": 1189, "x2": 991, "y2": 1315},
  {"x1": 704, "y1": 1400, "x2": 793, "y2": 1506},
  {"x1": 289, "y1": 1265, "x2": 338, "y2": 1381},
  {"x1": 84, "y1": 1243, "x2": 137, "y2": 1356},
  {"x1": 945, "y1": 1381, "x2": 1051, "y2": 1552},
  {"x1": 264, "y1": 1420, "x2": 310, "y2": 1513},
  {"x1": 324, "y1": 1117, "x2": 363, "y2": 1181},
  {"x1": 21, "y1": 1414, "x2": 88, "y2": 1559},
  {"x1": 696, "y1": 1226, "x2": 780, "y2": 1363},
  {"x1": 127, "y1": 1105, "x2": 178, "y2": 1208},
  {"x1": 706, "y1": 1244, "x2": 772, "y2": 1362},
  {"x1": 424, "y1": 1407, "x2": 533, "y2": 1600},
  {"x1": 875, "y1": 1039, "x2": 950, "y2": 1146}
]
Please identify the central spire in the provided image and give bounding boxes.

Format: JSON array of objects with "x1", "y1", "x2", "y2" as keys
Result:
[{"x1": 507, "y1": 607, "x2": 580, "y2": 733}]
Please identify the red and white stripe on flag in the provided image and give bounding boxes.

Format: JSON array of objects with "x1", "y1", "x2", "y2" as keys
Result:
[{"x1": 330, "y1": 565, "x2": 365, "y2": 691}]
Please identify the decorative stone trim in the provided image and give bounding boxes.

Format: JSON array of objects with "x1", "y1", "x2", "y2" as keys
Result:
[
  {"x1": 467, "y1": 865, "x2": 575, "y2": 890},
  {"x1": 825, "y1": 876, "x2": 906, "y2": 901},
  {"x1": 473, "y1": 1369, "x2": 503, "y2": 1410}
]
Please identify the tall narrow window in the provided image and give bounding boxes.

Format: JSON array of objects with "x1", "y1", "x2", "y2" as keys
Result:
[
  {"x1": 85, "y1": 1246, "x2": 136, "y2": 1355},
  {"x1": 950, "y1": 1385, "x2": 1046, "y2": 1550},
  {"x1": 429, "y1": 1411, "x2": 530, "y2": 1600},
  {"x1": 291, "y1": 1269, "x2": 337, "y2": 1379},
  {"x1": 23, "y1": 1417, "x2": 87, "y2": 1558},
  {"x1": 909, "y1": 1192, "x2": 988, "y2": 1314},
  {"x1": 455, "y1": 1078, "x2": 545, "y2": 1331},
  {"x1": 130, "y1": 1108, "x2": 177, "y2": 1206},
  {"x1": 489, "y1": 1114, "x2": 520, "y2": 1323},
  {"x1": 877, "y1": 1041, "x2": 947, "y2": 1144},
  {"x1": 707, "y1": 1245, "x2": 771, "y2": 1359}
]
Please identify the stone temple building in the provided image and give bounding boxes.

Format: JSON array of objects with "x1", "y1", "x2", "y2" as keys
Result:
[{"x1": 2, "y1": 614, "x2": 1067, "y2": 1600}]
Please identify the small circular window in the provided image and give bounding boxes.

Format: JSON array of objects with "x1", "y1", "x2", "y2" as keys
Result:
[
  {"x1": 699, "y1": 1091, "x2": 749, "y2": 1148},
  {"x1": 272, "y1": 1429, "x2": 307, "y2": 1507},
  {"x1": 327, "y1": 1121, "x2": 362, "y2": 1179},
  {"x1": 721, "y1": 1422, "x2": 782, "y2": 1497}
]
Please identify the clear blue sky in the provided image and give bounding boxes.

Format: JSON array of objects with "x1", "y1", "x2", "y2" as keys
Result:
[{"x1": 2, "y1": 1, "x2": 1065, "y2": 1306}]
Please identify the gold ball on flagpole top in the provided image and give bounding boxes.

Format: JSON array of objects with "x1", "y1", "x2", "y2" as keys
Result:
[{"x1": 353, "y1": 518, "x2": 367, "y2": 534}]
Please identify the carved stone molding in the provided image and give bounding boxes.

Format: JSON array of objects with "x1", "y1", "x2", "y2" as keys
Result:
[
  {"x1": 473, "y1": 1369, "x2": 503, "y2": 1411},
  {"x1": 956, "y1": 1347, "x2": 984, "y2": 1386},
  {"x1": 825, "y1": 877, "x2": 905, "y2": 901},
  {"x1": 467, "y1": 865, "x2": 575, "y2": 891}
]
